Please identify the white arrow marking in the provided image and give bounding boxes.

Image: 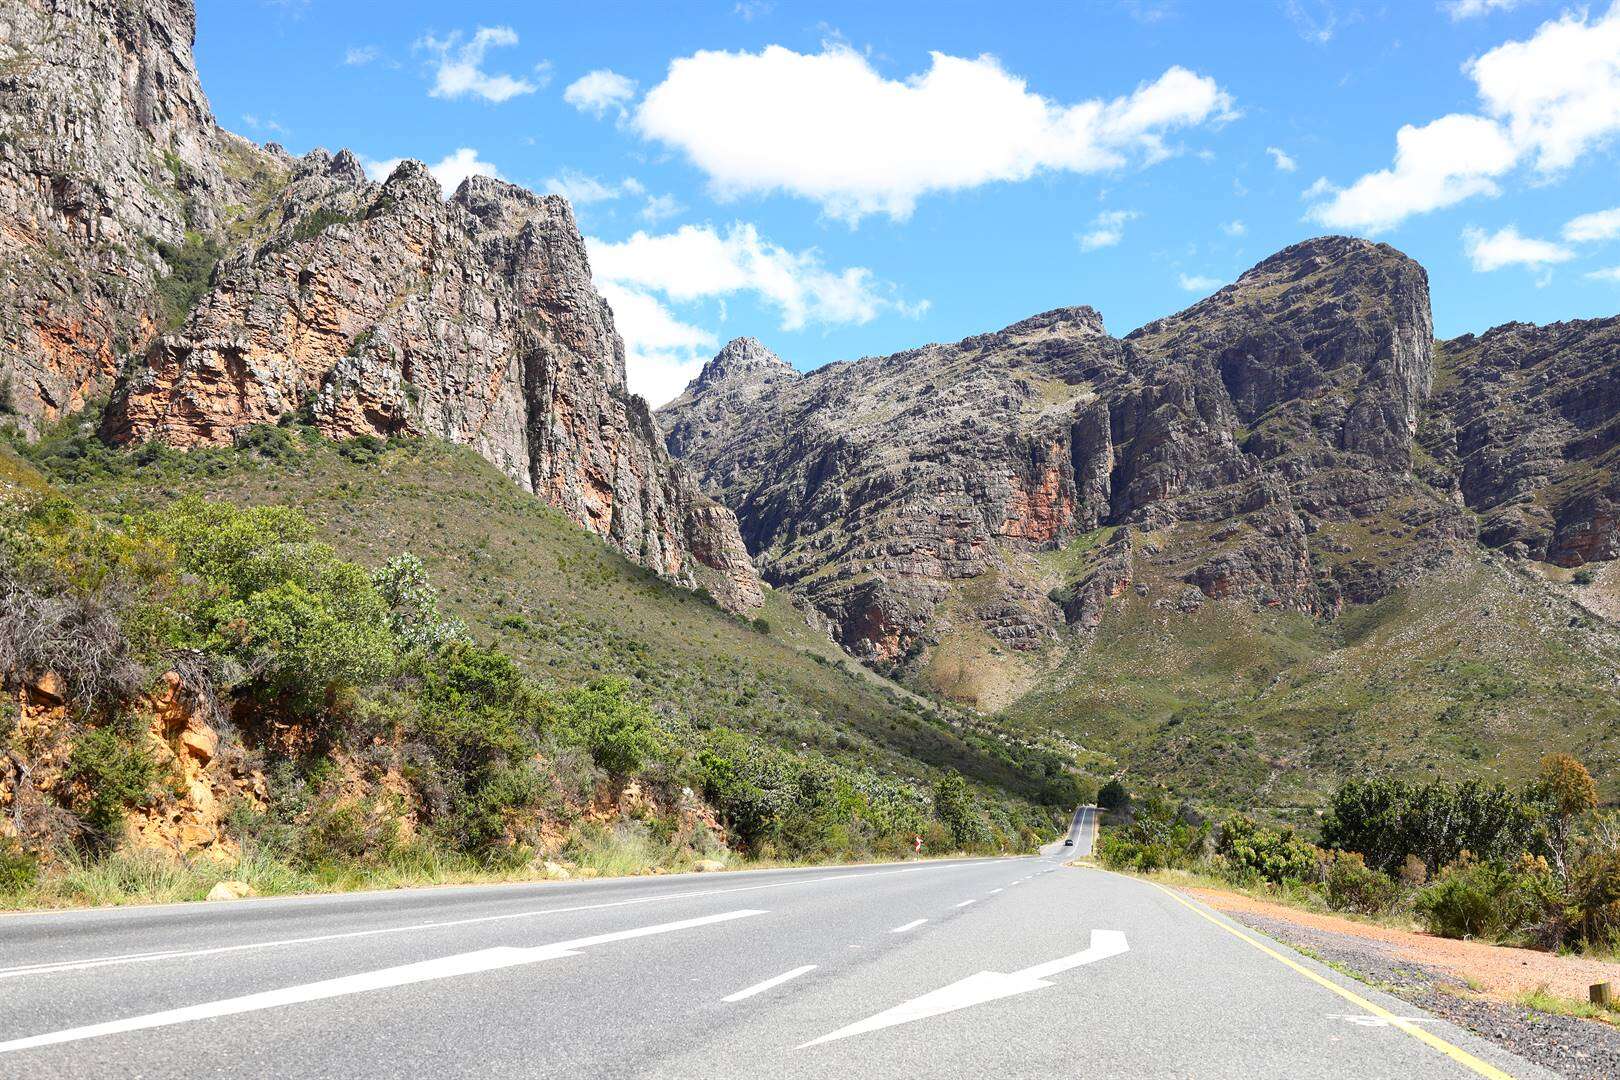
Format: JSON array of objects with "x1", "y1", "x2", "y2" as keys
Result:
[
  {"x1": 0, "y1": 909, "x2": 764, "y2": 1055},
  {"x1": 800, "y1": 929, "x2": 1128, "y2": 1047}
]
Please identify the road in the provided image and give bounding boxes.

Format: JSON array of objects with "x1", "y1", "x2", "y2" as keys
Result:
[
  {"x1": 1064, "y1": 803, "x2": 1099, "y2": 855},
  {"x1": 0, "y1": 839, "x2": 1551, "y2": 1079}
]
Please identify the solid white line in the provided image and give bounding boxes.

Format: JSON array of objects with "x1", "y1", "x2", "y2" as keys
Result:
[
  {"x1": 0, "y1": 862, "x2": 985, "y2": 981},
  {"x1": 0, "y1": 910, "x2": 765, "y2": 1055},
  {"x1": 954, "y1": 900, "x2": 976, "y2": 908},
  {"x1": 890, "y1": 919, "x2": 927, "y2": 933},
  {"x1": 721, "y1": 964, "x2": 817, "y2": 1003}
]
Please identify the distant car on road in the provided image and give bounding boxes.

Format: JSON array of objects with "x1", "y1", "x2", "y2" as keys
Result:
[{"x1": 1063, "y1": 838, "x2": 1074, "y2": 846}]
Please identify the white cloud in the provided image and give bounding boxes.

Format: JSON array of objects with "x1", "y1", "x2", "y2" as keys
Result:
[
  {"x1": 344, "y1": 45, "x2": 379, "y2": 66},
  {"x1": 241, "y1": 114, "x2": 288, "y2": 136},
  {"x1": 1221, "y1": 219, "x2": 1246, "y2": 236},
  {"x1": 417, "y1": 26, "x2": 538, "y2": 103},
  {"x1": 1308, "y1": 114, "x2": 1517, "y2": 232},
  {"x1": 1565, "y1": 206, "x2": 1620, "y2": 242},
  {"x1": 1587, "y1": 265, "x2": 1620, "y2": 282},
  {"x1": 564, "y1": 69, "x2": 638, "y2": 117},
  {"x1": 363, "y1": 148, "x2": 502, "y2": 196},
  {"x1": 1077, "y1": 209, "x2": 1140, "y2": 251},
  {"x1": 1443, "y1": 0, "x2": 1525, "y2": 20},
  {"x1": 1309, "y1": 4, "x2": 1620, "y2": 232},
  {"x1": 641, "y1": 193, "x2": 683, "y2": 223},
  {"x1": 1462, "y1": 225, "x2": 1575, "y2": 271},
  {"x1": 544, "y1": 170, "x2": 642, "y2": 206},
  {"x1": 588, "y1": 222, "x2": 922, "y2": 404},
  {"x1": 633, "y1": 46, "x2": 1235, "y2": 223},
  {"x1": 733, "y1": 1, "x2": 774, "y2": 20},
  {"x1": 1265, "y1": 145, "x2": 1298, "y2": 172},
  {"x1": 1178, "y1": 272, "x2": 1223, "y2": 291}
]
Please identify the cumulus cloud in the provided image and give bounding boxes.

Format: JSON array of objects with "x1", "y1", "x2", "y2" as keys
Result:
[
  {"x1": 641, "y1": 193, "x2": 683, "y2": 223},
  {"x1": 363, "y1": 147, "x2": 502, "y2": 196},
  {"x1": 633, "y1": 46, "x2": 1235, "y2": 223},
  {"x1": 1462, "y1": 225, "x2": 1574, "y2": 271},
  {"x1": 1078, "y1": 209, "x2": 1141, "y2": 251},
  {"x1": 588, "y1": 223, "x2": 922, "y2": 404},
  {"x1": 1265, "y1": 145, "x2": 1298, "y2": 172},
  {"x1": 1309, "y1": 4, "x2": 1620, "y2": 232},
  {"x1": 1443, "y1": 0, "x2": 1524, "y2": 19},
  {"x1": 545, "y1": 170, "x2": 643, "y2": 206},
  {"x1": 564, "y1": 69, "x2": 638, "y2": 117},
  {"x1": 417, "y1": 26, "x2": 539, "y2": 103},
  {"x1": 1178, "y1": 272, "x2": 1223, "y2": 291},
  {"x1": 1565, "y1": 206, "x2": 1620, "y2": 243}
]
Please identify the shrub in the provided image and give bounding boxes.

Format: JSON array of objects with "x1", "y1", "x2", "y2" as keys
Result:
[
  {"x1": 933, "y1": 772, "x2": 992, "y2": 849},
  {"x1": 144, "y1": 498, "x2": 396, "y2": 708},
  {"x1": 1322, "y1": 850, "x2": 1399, "y2": 915},
  {"x1": 0, "y1": 837, "x2": 38, "y2": 893},
  {"x1": 1573, "y1": 568, "x2": 1598, "y2": 586},
  {"x1": 1217, "y1": 815, "x2": 1318, "y2": 886},
  {"x1": 557, "y1": 677, "x2": 662, "y2": 778},
  {"x1": 1415, "y1": 855, "x2": 1545, "y2": 941},
  {"x1": 1098, "y1": 778, "x2": 1131, "y2": 814},
  {"x1": 1095, "y1": 797, "x2": 1207, "y2": 873},
  {"x1": 64, "y1": 725, "x2": 164, "y2": 850},
  {"x1": 154, "y1": 231, "x2": 223, "y2": 329}
]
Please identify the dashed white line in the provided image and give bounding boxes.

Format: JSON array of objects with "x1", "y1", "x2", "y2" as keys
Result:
[
  {"x1": 989, "y1": 888, "x2": 1004, "y2": 894},
  {"x1": 722, "y1": 965, "x2": 817, "y2": 1003},
  {"x1": 890, "y1": 919, "x2": 928, "y2": 933},
  {"x1": 954, "y1": 900, "x2": 976, "y2": 908}
]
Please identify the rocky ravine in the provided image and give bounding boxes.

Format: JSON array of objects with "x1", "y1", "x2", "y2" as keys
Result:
[
  {"x1": 0, "y1": 0, "x2": 760, "y2": 612},
  {"x1": 659, "y1": 237, "x2": 1619, "y2": 689}
]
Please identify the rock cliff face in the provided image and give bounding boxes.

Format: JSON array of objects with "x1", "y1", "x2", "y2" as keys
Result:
[
  {"x1": 0, "y1": 0, "x2": 759, "y2": 612},
  {"x1": 0, "y1": 0, "x2": 270, "y2": 434},
  {"x1": 101, "y1": 152, "x2": 761, "y2": 609},
  {"x1": 658, "y1": 238, "x2": 1479, "y2": 680},
  {"x1": 1422, "y1": 317, "x2": 1620, "y2": 568}
]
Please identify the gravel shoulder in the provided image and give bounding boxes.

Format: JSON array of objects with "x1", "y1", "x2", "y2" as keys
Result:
[{"x1": 1186, "y1": 886, "x2": 1620, "y2": 1080}]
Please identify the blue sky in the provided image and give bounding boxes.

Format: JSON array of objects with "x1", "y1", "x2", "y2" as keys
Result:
[{"x1": 202, "y1": 1, "x2": 1620, "y2": 404}]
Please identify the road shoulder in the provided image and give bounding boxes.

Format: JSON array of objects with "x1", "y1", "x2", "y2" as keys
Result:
[{"x1": 1185, "y1": 883, "x2": 1620, "y2": 1080}]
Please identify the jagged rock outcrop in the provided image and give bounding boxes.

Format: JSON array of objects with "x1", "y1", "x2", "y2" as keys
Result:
[
  {"x1": 0, "y1": 0, "x2": 758, "y2": 612},
  {"x1": 660, "y1": 310, "x2": 1126, "y2": 664},
  {"x1": 658, "y1": 238, "x2": 1475, "y2": 677},
  {"x1": 101, "y1": 151, "x2": 760, "y2": 611},
  {"x1": 0, "y1": 0, "x2": 276, "y2": 435},
  {"x1": 1421, "y1": 317, "x2": 1620, "y2": 567}
]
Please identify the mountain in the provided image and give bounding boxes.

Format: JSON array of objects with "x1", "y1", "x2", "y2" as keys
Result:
[
  {"x1": 0, "y1": 0, "x2": 760, "y2": 613},
  {"x1": 659, "y1": 238, "x2": 1620, "y2": 799},
  {"x1": 658, "y1": 238, "x2": 1474, "y2": 687}
]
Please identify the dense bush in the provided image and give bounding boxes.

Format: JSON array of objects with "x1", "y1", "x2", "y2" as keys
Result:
[
  {"x1": 63, "y1": 725, "x2": 164, "y2": 851},
  {"x1": 1321, "y1": 776, "x2": 1542, "y2": 874},
  {"x1": 1415, "y1": 854, "x2": 1549, "y2": 940},
  {"x1": 1216, "y1": 815, "x2": 1318, "y2": 886},
  {"x1": 1096, "y1": 798, "x2": 1207, "y2": 872},
  {"x1": 0, "y1": 837, "x2": 38, "y2": 893},
  {"x1": 1321, "y1": 850, "x2": 1399, "y2": 915}
]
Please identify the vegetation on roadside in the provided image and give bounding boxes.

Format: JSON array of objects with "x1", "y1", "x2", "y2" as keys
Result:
[
  {"x1": 0, "y1": 427, "x2": 1066, "y2": 909},
  {"x1": 1094, "y1": 755, "x2": 1619, "y2": 955}
]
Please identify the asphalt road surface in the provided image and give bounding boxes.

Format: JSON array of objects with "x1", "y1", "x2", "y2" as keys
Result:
[
  {"x1": 1064, "y1": 803, "x2": 1099, "y2": 855},
  {"x1": 0, "y1": 839, "x2": 1552, "y2": 1079}
]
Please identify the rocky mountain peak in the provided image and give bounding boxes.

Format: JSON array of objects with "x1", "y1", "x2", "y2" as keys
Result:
[{"x1": 695, "y1": 337, "x2": 796, "y2": 388}]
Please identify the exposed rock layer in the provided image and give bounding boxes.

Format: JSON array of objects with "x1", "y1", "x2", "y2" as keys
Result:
[{"x1": 659, "y1": 238, "x2": 1498, "y2": 673}]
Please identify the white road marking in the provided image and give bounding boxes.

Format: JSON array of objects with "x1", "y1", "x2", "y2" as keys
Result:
[
  {"x1": 801, "y1": 930, "x2": 1129, "y2": 1047},
  {"x1": 0, "y1": 861, "x2": 990, "y2": 982},
  {"x1": 988, "y1": 888, "x2": 1003, "y2": 894},
  {"x1": 1330, "y1": 1014, "x2": 1441, "y2": 1028},
  {"x1": 954, "y1": 900, "x2": 976, "y2": 908},
  {"x1": 890, "y1": 919, "x2": 928, "y2": 933},
  {"x1": 0, "y1": 909, "x2": 765, "y2": 1055},
  {"x1": 722, "y1": 965, "x2": 817, "y2": 1003}
]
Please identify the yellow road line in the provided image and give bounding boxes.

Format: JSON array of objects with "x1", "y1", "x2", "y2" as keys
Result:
[{"x1": 1124, "y1": 874, "x2": 1516, "y2": 1080}]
